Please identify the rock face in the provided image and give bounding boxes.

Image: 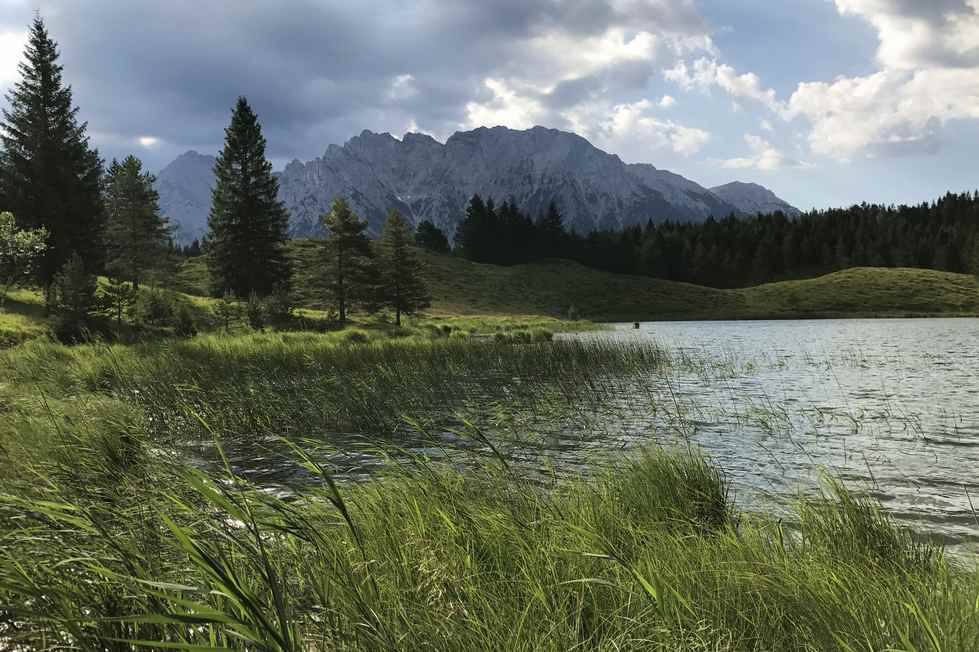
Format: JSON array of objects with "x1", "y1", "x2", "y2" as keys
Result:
[
  {"x1": 156, "y1": 126, "x2": 801, "y2": 243},
  {"x1": 156, "y1": 150, "x2": 216, "y2": 243},
  {"x1": 710, "y1": 181, "x2": 801, "y2": 217}
]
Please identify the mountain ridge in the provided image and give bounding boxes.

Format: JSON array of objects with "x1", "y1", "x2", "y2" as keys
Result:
[{"x1": 155, "y1": 125, "x2": 800, "y2": 244}]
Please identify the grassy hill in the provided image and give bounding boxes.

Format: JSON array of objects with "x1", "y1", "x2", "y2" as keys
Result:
[
  {"x1": 418, "y1": 253, "x2": 979, "y2": 320},
  {"x1": 4, "y1": 255, "x2": 979, "y2": 348}
]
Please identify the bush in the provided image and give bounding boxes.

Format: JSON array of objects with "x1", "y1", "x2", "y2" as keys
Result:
[
  {"x1": 342, "y1": 329, "x2": 369, "y2": 344},
  {"x1": 246, "y1": 293, "x2": 267, "y2": 331},
  {"x1": 267, "y1": 284, "x2": 293, "y2": 320},
  {"x1": 212, "y1": 292, "x2": 244, "y2": 331},
  {"x1": 531, "y1": 329, "x2": 554, "y2": 342},
  {"x1": 47, "y1": 253, "x2": 98, "y2": 343},
  {"x1": 136, "y1": 288, "x2": 176, "y2": 327},
  {"x1": 174, "y1": 305, "x2": 198, "y2": 337}
]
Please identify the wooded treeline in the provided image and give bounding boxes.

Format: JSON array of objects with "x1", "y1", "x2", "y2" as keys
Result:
[{"x1": 448, "y1": 191, "x2": 979, "y2": 288}]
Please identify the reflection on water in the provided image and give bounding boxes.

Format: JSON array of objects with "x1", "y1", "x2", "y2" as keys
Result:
[{"x1": 567, "y1": 319, "x2": 979, "y2": 553}]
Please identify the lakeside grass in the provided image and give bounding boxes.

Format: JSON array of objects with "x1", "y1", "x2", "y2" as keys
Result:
[
  {"x1": 3, "y1": 254, "x2": 977, "y2": 349},
  {"x1": 2, "y1": 437, "x2": 976, "y2": 650}
]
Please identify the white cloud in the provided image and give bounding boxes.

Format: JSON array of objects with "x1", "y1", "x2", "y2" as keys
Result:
[
  {"x1": 659, "y1": 94, "x2": 676, "y2": 108},
  {"x1": 386, "y1": 74, "x2": 418, "y2": 101},
  {"x1": 137, "y1": 136, "x2": 159, "y2": 147},
  {"x1": 600, "y1": 98, "x2": 710, "y2": 156},
  {"x1": 783, "y1": 1, "x2": 979, "y2": 159},
  {"x1": 0, "y1": 29, "x2": 26, "y2": 86},
  {"x1": 664, "y1": 57, "x2": 782, "y2": 112},
  {"x1": 760, "y1": 119, "x2": 773, "y2": 132},
  {"x1": 464, "y1": 78, "x2": 545, "y2": 130},
  {"x1": 717, "y1": 133, "x2": 800, "y2": 171}
]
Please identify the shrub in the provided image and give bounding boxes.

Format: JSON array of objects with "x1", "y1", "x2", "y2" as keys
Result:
[
  {"x1": 246, "y1": 293, "x2": 267, "y2": 331},
  {"x1": 212, "y1": 292, "x2": 244, "y2": 331},
  {"x1": 47, "y1": 253, "x2": 97, "y2": 343},
  {"x1": 343, "y1": 329, "x2": 369, "y2": 344},
  {"x1": 136, "y1": 288, "x2": 176, "y2": 327},
  {"x1": 174, "y1": 305, "x2": 198, "y2": 337},
  {"x1": 531, "y1": 329, "x2": 554, "y2": 342}
]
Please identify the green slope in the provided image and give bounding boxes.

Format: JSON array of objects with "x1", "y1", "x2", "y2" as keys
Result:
[{"x1": 420, "y1": 253, "x2": 979, "y2": 320}]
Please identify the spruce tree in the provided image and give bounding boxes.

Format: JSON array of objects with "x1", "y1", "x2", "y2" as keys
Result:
[
  {"x1": 104, "y1": 155, "x2": 171, "y2": 289},
  {"x1": 318, "y1": 198, "x2": 376, "y2": 323},
  {"x1": 537, "y1": 200, "x2": 565, "y2": 258},
  {"x1": 378, "y1": 209, "x2": 430, "y2": 326},
  {"x1": 414, "y1": 219, "x2": 450, "y2": 254},
  {"x1": 205, "y1": 97, "x2": 290, "y2": 297},
  {"x1": 0, "y1": 16, "x2": 104, "y2": 285}
]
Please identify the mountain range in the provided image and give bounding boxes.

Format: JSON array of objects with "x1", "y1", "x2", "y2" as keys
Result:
[{"x1": 156, "y1": 125, "x2": 800, "y2": 244}]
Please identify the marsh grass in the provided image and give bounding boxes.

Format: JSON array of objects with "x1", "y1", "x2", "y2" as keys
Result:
[
  {"x1": 2, "y1": 435, "x2": 976, "y2": 651},
  {"x1": 1, "y1": 332, "x2": 978, "y2": 650}
]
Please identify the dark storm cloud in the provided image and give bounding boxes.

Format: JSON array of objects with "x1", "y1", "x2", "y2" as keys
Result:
[{"x1": 0, "y1": 0, "x2": 710, "y2": 170}]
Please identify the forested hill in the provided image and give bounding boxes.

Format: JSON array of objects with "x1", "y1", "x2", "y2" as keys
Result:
[{"x1": 446, "y1": 191, "x2": 979, "y2": 289}]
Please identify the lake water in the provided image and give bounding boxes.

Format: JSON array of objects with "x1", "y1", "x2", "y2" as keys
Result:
[
  {"x1": 565, "y1": 319, "x2": 979, "y2": 553},
  {"x1": 188, "y1": 317, "x2": 979, "y2": 554}
]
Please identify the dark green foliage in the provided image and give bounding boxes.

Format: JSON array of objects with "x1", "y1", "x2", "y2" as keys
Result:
[
  {"x1": 135, "y1": 287, "x2": 176, "y2": 327},
  {"x1": 104, "y1": 155, "x2": 171, "y2": 288},
  {"x1": 47, "y1": 252, "x2": 97, "y2": 341},
  {"x1": 246, "y1": 292, "x2": 267, "y2": 331},
  {"x1": 174, "y1": 304, "x2": 198, "y2": 337},
  {"x1": 377, "y1": 209, "x2": 430, "y2": 325},
  {"x1": 537, "y1": 200, "x2": 566, "y2": 258},
  {"x1": 414, "y1": 218, "x2": 450, "y2": 254},
  {"x1": 99, "y1": 276, "x2": 136, "y2": 325},
  {"x1": 205, "y1": 97, "x2": 291, "y2": 298},
  {"x1": 266, "y1": 283, "x2": 293, "y2": 320},
  {"x1": 213, "y1": 291, "x2": 245, "y2": 331},
  {"x1": 315, "y1": 198, "x2": 377, "y2": 323},
  {"x1": 454, "y1": 191, "x2": 979, "y2": 288},
  {"x1": 0, "y1": 17, "x2": 103, "y2": 285}
]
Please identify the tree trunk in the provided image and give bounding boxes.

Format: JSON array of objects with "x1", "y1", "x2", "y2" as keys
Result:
[{"x1": 395, "y1": 306, "x2": 401, "y2": 327}]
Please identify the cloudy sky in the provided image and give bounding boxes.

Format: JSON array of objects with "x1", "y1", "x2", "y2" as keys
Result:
[{"x1": 2, "y1": 0, "x2": 978, "y2": 210}]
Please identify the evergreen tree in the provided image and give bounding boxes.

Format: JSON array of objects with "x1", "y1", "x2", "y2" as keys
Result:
[
  {"x1": 205, "y1": 97, "x2": 290, "y2": 297},
  {"x1": 0, "y1": 16, "x2": 104, "y2": 285},
  {"x1": 99, "y1": 276, "x2": 136, "y2": 325},
  {"x1": 537, "y1": 200, "x2": 565, "y2": 258},
  {"x1": 47, "y1": 252, "x2": 97, "y2": 341},
  {"x1": 414, "y1": 219, "x2": 450, "y2": 254},
  {"x1": 104, "y1": 155, "x2": 171, "y2": 289},
  {"x1": 455, "y1": 194, "x2": 489, "y2": 262},
  {"x1": 318, "y1": 198, "x2": 376, "y2": 323},
  {"x1": 378, "y1": 209, "x2": 430, "y2": 326}
]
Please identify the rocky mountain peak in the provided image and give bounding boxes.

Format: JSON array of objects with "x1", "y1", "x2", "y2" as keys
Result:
[{"x1": 155, "y1": 126, "x2": 800, "y2": 244}]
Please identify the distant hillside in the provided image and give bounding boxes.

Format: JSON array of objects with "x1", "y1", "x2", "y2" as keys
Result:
[
  {"x1": 174, "y1": 247, "x2": 979, "y2": 322},
  {"x1": 710, "y1": 181, "x2": 801, "y2": 217},
  {"x1": 155, "y1": 125, "x2": 799, "y2": 243}
]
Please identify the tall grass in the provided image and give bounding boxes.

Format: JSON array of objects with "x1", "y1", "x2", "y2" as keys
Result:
[
  {"x1": 1, "y1": 332, "x2": 977, "y2": 650},
  {"x1": 1, "y1": 438, "x2": 976, "y2": 650}
]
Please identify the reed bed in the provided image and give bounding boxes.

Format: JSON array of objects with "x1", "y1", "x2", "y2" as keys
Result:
[{"x1": 0, "y1": 332, "x2": 977, "y2": 650}]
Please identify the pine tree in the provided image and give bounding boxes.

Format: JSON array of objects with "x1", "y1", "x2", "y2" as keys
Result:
[
  {"x1": 317, "y1": 198, "x2": 376, "y2": 323},
  {"x1": 414, "y1": 219, "x2": 450, "y2": 254},
  {"x1": 537, "y1": 200, "x2": 565, "y2": 259},
  {"x1": 205, "y1": 97, "x2": 290, "y2": 297},
  {"x1": 378, "y1": 209, "x2": 430, "y2": 326},
  {"x1": 455, "y1": 194, "x2": 489, "y2": 262},
  {"x1": 0, "y1": 16, "x2": 104, "y2": 286},
  {"x1": 105, "y1": 155, "x2": 171, "y2": 289},
  {"x1": 47, "y1": 251, "x2": 97, "y2": 341}
]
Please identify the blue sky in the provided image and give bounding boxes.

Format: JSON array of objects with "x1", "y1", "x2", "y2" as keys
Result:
[{"x1": 1, "y1": 0, "x2": 978, "y2": 211}]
